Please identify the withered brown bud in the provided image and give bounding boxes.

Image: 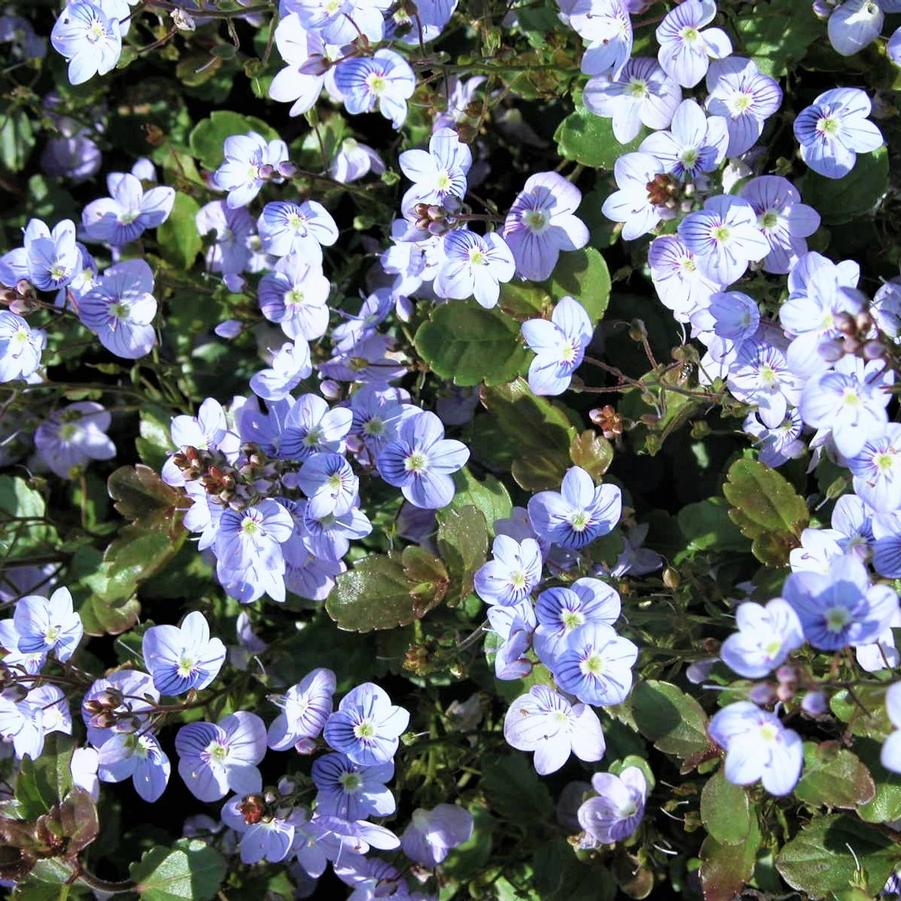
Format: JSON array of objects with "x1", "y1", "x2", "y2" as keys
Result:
[{"x1": 238, "y1": 794, "x2": 267, "y2": 825}]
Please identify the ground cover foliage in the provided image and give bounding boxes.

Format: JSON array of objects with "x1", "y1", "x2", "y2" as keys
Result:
[{"x1": 0, "y1": 0, "x2": 901, "y2": 898}]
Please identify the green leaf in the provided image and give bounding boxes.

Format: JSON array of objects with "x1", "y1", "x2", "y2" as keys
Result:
[
  {"x1": 797, "y1": 147, "x2": 889, "y2": 226},
  {"x1": 547, "y1": 247, "x2": 610, "y2": 325},
  {"x1": 629, "y1": 680, "x2": 710, "y2": 759},
  {"x1": 414, "y1": 300, "x2": 531, "y2": 387},
  {"x1": 723, "y1": 458, "x2": 808, "y2": 565},
  {"x1": 776, "y1": 814, "x2": 899, "y2": 899},
  {"x1": 676, "y1": 497, "x2": 750, "y2": 559},
  {"x1": 483, "y1": 755, "x2": 552, "y2": 822},
  {"x1": 15, "y1": 735, "x2": 75, "y2": 819},
  {"x1": 700, "y1": 815, "x2": 761, "y2": 901},
  {"x1": 794, "y1": 742, "x2": 876, "y2": 809},
  {"x1": 79, "y1": 526, "x2": 184, "y2": 635},
  {"x1": 0, "y1": 476, "x2": 56, "y2": 561},
  {"x1": 157, "y1": 192, "x2": 202, "y2": 270},
  {"x1": 130, "y1": 838, "x2": 226, "y2": 901},
  {"x1": 569, "y1": 430, "x2": 614, "y2": 480},
  {"x1": 188, "y1": 111, "x2": 280, "y2": 170},
  {"x1": 0, "y1": 108, "x2": 35, "y2": 173},
  {"x1": 472, "y1": 378, "x2": 578, "y2": 490},
  {"x1": 107, "y1": 465, "x2": 187, "y2": 536},
  {"x1": 448, "y1": 469, "x2": 513, "y2": 535},
  {"x1": 700, "y1": 770, "x2": 751, "y2": 845},
  {"x1": 734, "y1": 0, "x2": 821, "y2": 76},
  {"x1": 852, "y1": 738, "x2": 901, "y2": 824},
  {"x1": 325, "y1": 554, "x2": 444, "y2": 632},
  {"x1": 554, "y1": 106, "x2": 645, "y2": 169},
  {"x1": 136, "y1": 406, "x2": 176, "y2": 471},
  {"x1": 436, "y1": 505, "x2": 490, "y2": 605}
]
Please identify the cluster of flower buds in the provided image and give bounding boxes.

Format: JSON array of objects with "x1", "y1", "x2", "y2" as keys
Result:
[
  {"x1": 823, "y1": 308, "x2": 885, "y2": 362},
  {"x1": 590, "y1": 405, "x2": 624, "y2": 440},
  {"x1": 411, "y1": 202, "x2": 453, "y2": 236},
  {"x1": 0, "y1": 280, "x2": 39, "y2": 315}
]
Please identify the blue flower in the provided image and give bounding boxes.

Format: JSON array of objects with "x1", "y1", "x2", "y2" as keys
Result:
[
  {"x1": 534, "y1": 577, "x2": 621, "y2": 668},
  {"x1": 296, "y1": 452, "x2": 358, "y2": 519},
  {"x1": 377, "y1": 410, "x2": 469, "y2": 509},
  {"x1": 257, "y1": 200, "x2": 338, "y2": 260},
  {"x1": 705, "y1": 57, "x2": 782, "y2": 157},
  {"x1": 82, "y1": 173, "x2": 174, "y2": 246},
  {"x1": 51, "y1": 2, "x2": 122, "y2": 85},
  {"x1": 782, "y1": 553, "x2": 899, "y2": 650},
  {"x1": 521, "y1": 296, "x2": 593, "y2": 396},
  {"x1": 13, "y1": 586, "x2": 82, "y2": 662},
  {"x1": 81, "y1": 670, "x2": 158, "y2": 748},
  {"x1": 212, "y1": 132, "x2": 290, "y2": 209},
  {"x1": 601, "y1": 152, "x2": 670, "y2": 241},
  {"x1": 708, "y1": 702, "x2": 803, "y2": 795},
  {"x1": 577, "y1": 767, "x2": 648, "y2": 844},
  {"x1": 0, "y1": 218, "x2": 80, "y2": 292},
  {"x1": 0, "y1": 693, "x2": 44, "y2": 760},
  {"x1": 258, "y1": 253, "x2": 331, "y2": 341},
  {"x1": 312, "y1": 752, "x2": 396, "y2": 820},
  {"x1": 267, "y1": 667, "x2": 336, "y2": 752},
  {"x1": 487, "y1": 600, "x2": 537, "y2": 680},
  {"x1": 502, "y1": 172, "x2": 589, "y2": 282},
  {"x1": 269, "y1": 17, "x2": 330, "y2": 118},
  {"x1": 399, "y1": 127, "x2": 472, "y2": 213},
  {"x1": 847, "y1": 423, "x2": 901, "y2": 513},
  {"x1": 474, "y1": 534, "x2": 543, "y2": 607},
  {"x1": 584, "y1": 57, "x2": 682, "y2": 144},
  {"x1": 639, "y1": 98, "x2": 729, "y2": 181},
  {"x1": 568, "y1": 0, "x2": 633, "y2": 78},
  {"x1": 798, "y1": 356, "x2": 892, "y2": 457},
  {"x1": 527, "y1": 466, "x2": 622, "y2": 550},
  {"x1": 175, "y1": 711, "x2": 267, "y2": 802},
  {"x1": 323, "y1": 682, "x2": 410, "y2": 766},
  {"x1": 0, "y1": 312, "x2": 45, "y2": 383},
  {"x1": 739, "y1": 176, "x2": 820, "y2": 275},
  {"x1": 881, "y1": 682, "x2": 901, "y2": 774},
  {"x1": 553, "y1": 621, "x2": 638, "y2": 706},
  {"x1": 678, "y1": 195, "x2": 771, "y2": 285},
  {"x1": 720, "y1": 599, "x2": 805, "y2": 678},
  {"x1": 434, "y1": 230, "x2": 516, "y2": 309},
  {"x1": 334, "y1": 50, "x2": 416, "y2": 128},
  {"x1": 97, "y1": 732, "x2": 171, "y2": 802},
  {"x1": 221, "y1": 794, "x2": 297, "y2": 864},
  {"x1": 655, "y1": 0, "x2": 732, "y2": 88},
  {"x1": 78, "y1": 260, "x2": 158, "y2": 360},
  {"x1": 503, "y1": 684, "x2": 605, "y2": 774},
  {"x1": 794, "y1": 88, "x2": 883, "y2": 179},
  {"x1": 34, "y1": 401, "x2": 116, "y2": 479},
  {"x1": 141, "y1": 611, "x2": 226, "y2": 697},
  {"x1": 401, "y1": 804, "x2": 474, "y2": 867}
]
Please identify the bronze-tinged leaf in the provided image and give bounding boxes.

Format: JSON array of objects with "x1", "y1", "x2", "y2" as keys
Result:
[{"x1": 107, "y1": 465, "x2": 188, "y2": 535}]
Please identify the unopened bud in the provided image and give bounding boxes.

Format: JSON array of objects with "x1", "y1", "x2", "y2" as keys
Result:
[
  {"x1": 749, "y1": 682, "x2": 777, "y2": 705},
  {"x1": 277, "y1": 161, "x2": 297, "y2": 178},
  {"x1": 258, "y1": 163, "x2": 275, "y2": 180},
  {"x1": 862, "y1": 339, "x2": 885, "y2": 360}
]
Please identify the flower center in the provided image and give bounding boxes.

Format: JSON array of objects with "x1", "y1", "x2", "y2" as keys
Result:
[
  {"x1": 817, "y1": 115, "x2": 840, "y2": 137},
  {"x1": 711, "y1": 225, "x2": 732, "y2": 243},
  {"x1": 760, "y1": 211, "x2": 779, "y2": 230},
  {"x1": 562, "y1": 610, "x2": 585, "y2": 630},
  {"x1": 580, "y1": 652, "x2": 605, "y2": 676},
  {"x1": 286, "y1": 289, "x2": 305, "y2": 307},
  {"x1": 207, "y1": 740, "x2": 229, "y2": 763},
  {"x1": 569, "y1": 510, "x2": 590, "y2": 532},
  {"x1": 729, "y1": 93, "x2": 753, "y2": 115},
  {"x1": 523, "y1": 210, "x2": 548, "y2": 232},
  {"x1": 366, "y1": 73, "x2": 387, "y2": 95},
  {"x1": 825, "y1": 605, "x2": 851, "y2": 632},
  {"x1": 339, "y1": 772, "x2": 362, "y2": 792},
  {"x1": 177, "y1": 654, "x2": 196, "y2": 677},
  {"x1": 405, "y1": 451, "x2": 428, "y2": 473},
  {"x1": 354, "y1": 720, "x2": 376, "y2": 740},
  {"x1": 468, "y1": 248, "x2": 486, "y2": 265},
  {"x1": 627, "y1": 78, "x2": 649, "y2": 99}
]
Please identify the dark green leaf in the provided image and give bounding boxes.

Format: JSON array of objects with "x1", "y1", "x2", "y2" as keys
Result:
[
  {"x1": 325, "y1": 554, "x2": 443, "y2": 632},
  {"x1": 629, "y1": 680, "x2": 710, "y2": 759},
  {"x1": 852, "y1": 738, "x2": 901, "y2": 824},
  {"x1": 188, "y1": 111, "x2": 280, "y2": 170},
  {"x1": 723, "y1": 458, "x2": 808, "y2": 565},
  {"x1": 734, "y1": 0, "x2": 821, "y2": 76},
  {"x1": 15, "y1": 735, "x2": 75, "y2": 819},
  {"x1": 547, "y1": 247, "x2": 610, "y2": 325},
  {"x1": 677, "y1": 497, "x2": 750, "y2": 559},
  {"x1": 448, "y1": 469, "x2": 513, "y2": 534},
  {"x1": 776, "y1": 814, "x2": 898, "y2": 898},
  {"x1": 554, "y1": 106, "x2": 645, "y2": 169},
  {"x1": 798, "y1": 147, "x2": 889, "y2": 226},
  {"x1": 700, "y1": 770, "x2": 751, "y2": 845},
  {"x1": 795, "y1": 742, "x2": 876, "y2": 809},
  {"x1": 472, "y1": 378, "x2": 578, "y2": 490},
  {"x1": 130, "y1": 838, "x2": 226, "y2": 901},
  {"x1": 483, "y1": 755, "x2": 552, "y2": 822},
  {"x1": 700, "y1": 814, "x2": 761, "y2": 901},
  {"x1": 157, "y1": 192, "x2": 202, "y2": 270},
  {"x1": 414, "y1": 300, "x2": 530, "y2": 386},
  {"x1": 436, "y1": 505, "x2": 490, "y2": 605}
]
